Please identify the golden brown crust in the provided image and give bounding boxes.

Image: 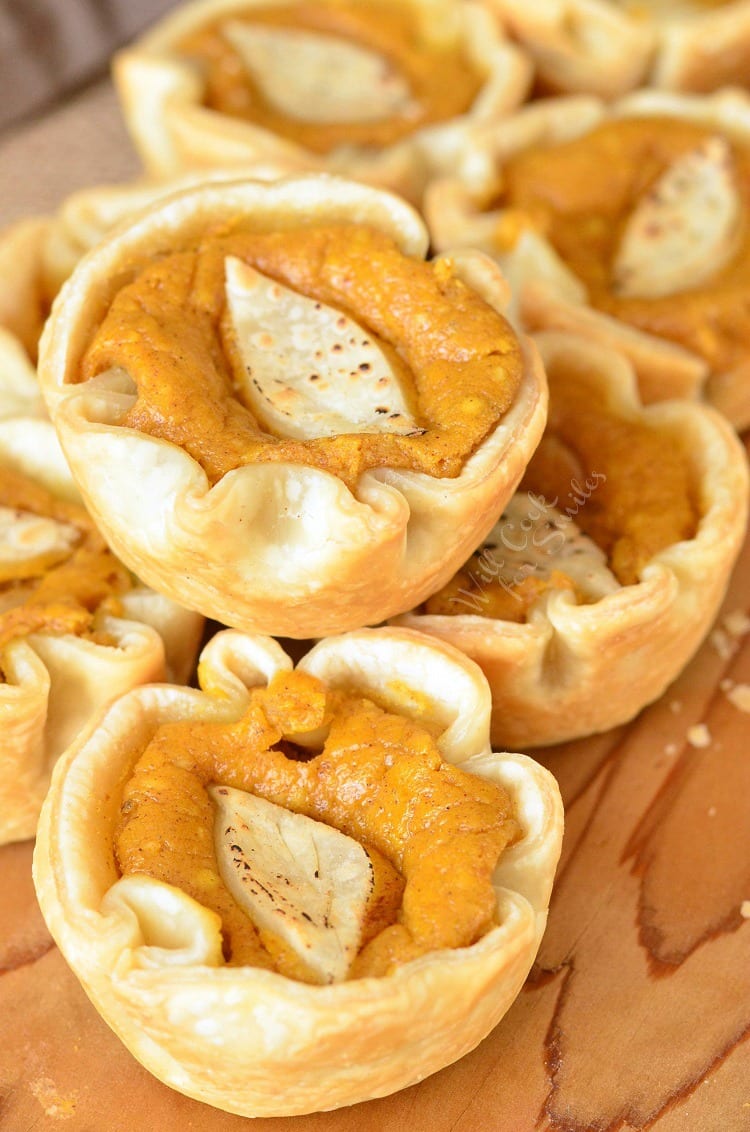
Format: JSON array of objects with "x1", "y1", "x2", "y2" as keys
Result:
[
  {"x1": 394, "y1": 332, "x2": 749, "y2": 748},
  {"x1": 32, "y1": 627, "x2": 563, "y2": 1116},
  {"x1": 37, "y1": 176, "x2": 547, "y2": 638}
]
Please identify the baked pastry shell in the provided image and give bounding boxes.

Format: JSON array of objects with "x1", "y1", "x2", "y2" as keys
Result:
[
  {"x1": 37, "y1": 175, "x2": 548, "y2": 638},
  {"x1": 489, "y1": 0, "x2": 750, "y2": 96},
  {"x1": 425, "y1": 88, "x2": 750, "y2": 430},
  {"x1": 112, "y1": 0, "x2": 532, "y2": 203},
  {"x1": 0, "y1": 332, "x2": 204, "y2": 844},
  {"x1": 33, "y1": 627, "x2": 563, "y2": 1116},
  {"x1": 487, "y1": 0, "x2": 654, "y2": 98},
  {"x1": 394, "y1": 332, "x2": 750, "y2": 748},
  {"x1": 0, "y1": 163, "x2": 307, "y2": 358}
]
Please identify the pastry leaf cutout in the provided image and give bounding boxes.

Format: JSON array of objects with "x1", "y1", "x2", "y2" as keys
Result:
[
  {"x1": 612, "y1": 135, "x2": 740, "y2": 299},
  {"x1": 225, "y1": 255, "x2": 422, "y2": 441},
  {"x1": 222, "y1": 21, "x2": 416, "y2": 124},
  {"x1": 210, "y1": 785, "x2": 374, "y2": 984}
]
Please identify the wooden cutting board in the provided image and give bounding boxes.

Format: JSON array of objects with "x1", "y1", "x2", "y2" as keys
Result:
[{"x1": 1, "y1": 82, "x2": 749, "y2": 1132}]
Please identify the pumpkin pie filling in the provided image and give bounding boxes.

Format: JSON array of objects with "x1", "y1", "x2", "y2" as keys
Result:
[
  {"x1": 80, "y1": 223, "x2": 523, "y2": 489},
  {"x1": 178, "y1": 1, "x2": 483, "y2": 155},
  {"x1": 498, "y1": 117, "x2": 750, "y2": 375},
  {"x1": 0, "y1": 466, "x2": 132, "y2": 662},
  {"x1": 424, "y1": 358, "x2": 698, "y2": 620},
  {"x1": 114, "y1": 668, "x2": 519, "y2": 983}
]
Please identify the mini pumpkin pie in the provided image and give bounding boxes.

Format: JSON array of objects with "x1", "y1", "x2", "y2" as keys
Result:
[
  {"x1": 490, "y1": 0, "x2": 750, "y2": 96},
  {"x1": 0, "y1": 164, "x2": 301, "y2": 363},
  {"x1": 33, "y1": 626, "x2": 563, "y2": 1116},
  {"x1": 112, "y1": 0, "x2": 532, "y2": 202},
  {"x1": 0, "y1": 329, "x2": 204, "y2": 845},
  {"x1": 394, "y1": 331, "x2": 749, "y2": 748},
  {"x1": 37, "y1": 175, "x2": 547, "y2": 638},
  {"x1": 426, "y1": 88, "x2": 750, "y2": 430}
]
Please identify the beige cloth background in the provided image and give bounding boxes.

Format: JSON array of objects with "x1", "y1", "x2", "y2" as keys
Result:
[
  {"x1": 0, "y1": 0, "x2": 176, "y2": 131},
  {"x1": 0, "y1": 80, "x2": 141, "y2": 228},
  {"x1": 0, "y1": 2, "x2": 182, "y2": 228}
]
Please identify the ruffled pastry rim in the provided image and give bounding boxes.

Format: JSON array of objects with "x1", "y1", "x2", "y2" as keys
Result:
[
  {"x1": 33, "y1": 627, "x2": 563, "y2": 1116},
  {"x1": 38, "y1": 175, "x2": 547, "y2": 638},
  {"x1": 393, "y1": 331, "x2": 750, "y2": 748},
  {"x1": 0, "y1": 217, "x2": 52, "y2": 359},
  {"x1": 488, "y1": 0, "x2": 655, "y2": 98},
  {"x1": 651, "y1": 0, "x2": 750, "y2": 91},
  {"x1": 491, "y1": 0, "x2": 750, "y2": 96},
  {"x1": 425, "y1": 88, "x2": 750, "y2": 430},
  {"x1": 0, "y1": 339, "x2": 204, "y2": 844},
  {"x1": 112, "y1": 0, "x2": 532, "y2": 202}
]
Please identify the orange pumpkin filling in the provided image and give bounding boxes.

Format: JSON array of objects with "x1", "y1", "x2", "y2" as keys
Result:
[
  {"x1": 115, "y1": 669, "x2": 518, "y2": 981},
  {"x1": 424, "y1": 349, "x2": 698, "y2": 619},
  {"x1": 81, "y1": 223, "x2": 523, "y2": 489},
  {"x1": 499, "y1": 116, "x2": 750, "y2": 374},
  {"x1": 0, "y1": 466, "x2": 132, "y2": 659},
  {"x1": 178, "y1": 0, "x2": 483, "y2": 154}
]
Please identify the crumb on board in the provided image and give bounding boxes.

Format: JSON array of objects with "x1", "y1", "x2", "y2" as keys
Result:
[
  {"x1": 29, "y1": 1077, "x2": 77, "y2": 1119},
  {"x1": 723, "y1": 609, "x2": 750, "y2": 638},
  {"x1": 741, "y1": 900, "x2": 750, "y2": 920},
  {"x1": 663, "y1": 742, "x2": 678, "y2": 756},
  {"x1": 669, "y1": 699, "x2": 683, "y2": 714},
  {"x1": 724, "y1": 682, "x2": 750, "y2": 713},
  {"x1": 710, "y1": 627, "x2": 735, "y2": 660},
  {"x1": 686, "y1": 723, "x2": 711, "y2": 749}
]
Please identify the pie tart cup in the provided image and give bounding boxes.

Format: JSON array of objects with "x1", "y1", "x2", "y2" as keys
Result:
[
  {"x1": 37, "y1": 175, "x2": 547, "y2": 638},
  {"x1": 394, "y1": 332, "x2": 749, "y2": 749},
  {"x1": 490, "y1": 0, "x2": 750, "y2": 96},
  {"x1": 112, "y1": 0, "x2": 532, "y2": 203},
  {"x1": 425, "y1": 88, "x2": 750, "y2": 431},
  {"x1": 0, "y1": 332, "x2": 204, "y2": 845},
  {"x1": 33, "y1": 626, "x2": 563, "y2": 1116}
]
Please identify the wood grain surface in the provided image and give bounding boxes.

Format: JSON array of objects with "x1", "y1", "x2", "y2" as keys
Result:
[{"x1": 1, "y1": 82, "x2": 749, "y2": 1132}]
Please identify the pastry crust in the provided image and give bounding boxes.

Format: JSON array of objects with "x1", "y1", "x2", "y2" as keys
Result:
[
  {"x1": 651, "y1": 0, "x2": 750, "y2": 91},
  {"x1": 488, "y1": 0, "x2": 655, "y2": 98},
  {"x1": 490, "y1": 0, "x2": 750, "y2": 95},
  {"x1": 425, "y1": 89, "x2": 750, "y2": 430},
  {"x1": 37, "y1": 175, "x2": 547, "y2": 638},
  {"x1": 33, "y1": 627, "x2": 563, "y2": 1116},
  {"x1": 0, "y1": 332, "x2": 204, "y2": 845},
  {"x1": 0, "y1": 217, "x2": 52, "y2": 360},
  {"x1": 0, "y1": 164, "x2": 303, "y2": 362},
  {"x1": 112, "y1": 0, "x2": 532, "y2": 203},
  {"x1": 394, "y1": 332, "x2": 749, "y2": 748}
]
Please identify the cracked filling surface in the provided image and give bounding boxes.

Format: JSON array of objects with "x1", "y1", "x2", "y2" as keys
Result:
[
  {"x1": 178, "y1": 1, "x2": 483, "y2": 154},
  {"x1": 114, "y1": 668, "x2": 519, "y2": 982},
  {"x1": 80, "y1": 223, "x2": 523, "y2": 489},
  {"x1": 498, "y1": 117, "x2": 750, "y2": 375},
  {"x1": 0, "y1": 466, "x2": 132, "y2": 664}
]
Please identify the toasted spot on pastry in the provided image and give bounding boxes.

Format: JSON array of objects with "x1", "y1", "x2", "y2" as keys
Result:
[
  {"x1": 222, "y1": 21, "x2": 417, "y2": 125},
  {"x1": 211, "y1": 785, "x2": 373, "y2": 985},
  {"x1": 612, "y1": 135, "x2": 740, "y2": 299},
  {"x1": 225, "y1": 255, "x2": 422, "y2": 441}
]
